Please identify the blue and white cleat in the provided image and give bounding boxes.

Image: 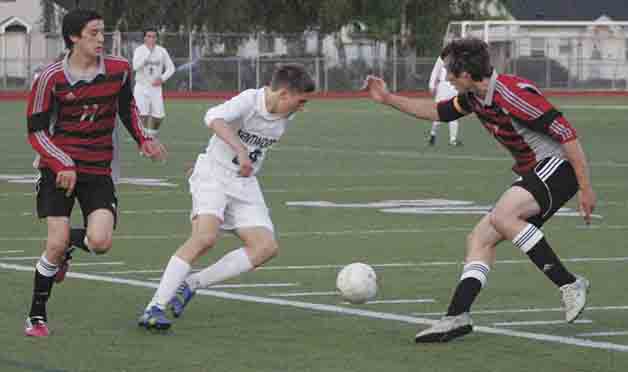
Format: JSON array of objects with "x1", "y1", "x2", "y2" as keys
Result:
[
  {"x1": 168, "y1": 282, "x2": 196, "y2": 318},
  {"x1": 138, "y1": 305, "x2": 172, "y2": 330}
]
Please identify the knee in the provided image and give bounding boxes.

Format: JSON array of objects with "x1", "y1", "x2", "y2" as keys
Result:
[
  {"x1": 46, "y1": 234, "x2": 70, "y2": 258},
  {"x1": 192, "y1": 232, "x2": 217, "y2": 251},
  {"x1": 86, "y1": 234, "x2": 112, "y2": 255},
  {"x1": 265, "y1": 240, "x2": 279, "y2": 260},
  {"x1": 489, "y1": 209, "x2": 509, "y2": 234}
]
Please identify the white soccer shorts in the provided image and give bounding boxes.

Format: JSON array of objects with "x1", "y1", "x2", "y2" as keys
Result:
[
  {"x1": 133, "y1": 85, "x2": 165, "y2": 118},
  {"x1": 435, "y1": 82, "x2": 458, "y2": 102},
  {"x1": 188, "y1": 155, "x2": 274, "y2": 233}
]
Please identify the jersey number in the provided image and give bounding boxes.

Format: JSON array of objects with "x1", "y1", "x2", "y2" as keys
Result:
[
  {"x1": 80, "y1": 104, "x2": 99, "y2": 123},
  {"x1": 232, "y1": 148, "x2": 262, "y2": 165}
]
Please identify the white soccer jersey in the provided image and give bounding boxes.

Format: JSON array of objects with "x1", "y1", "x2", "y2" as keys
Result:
[
  {"x1": 132, "y1": 44, "x2": 175, "y2": 87},
  {"x1": 429, "y1": 57, "x2": 457, "y2": 101},
  {"x1": 203, "y1": 88, "x2": 292, "y2": 175}
]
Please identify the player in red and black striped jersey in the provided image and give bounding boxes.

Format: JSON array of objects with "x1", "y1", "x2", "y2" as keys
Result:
[
  {"x1": 24, "y1": 9, "x2": 167, "y2": 337},
  {"x1": 365, "y1": 38, "x2": 595, "y2": 343}
]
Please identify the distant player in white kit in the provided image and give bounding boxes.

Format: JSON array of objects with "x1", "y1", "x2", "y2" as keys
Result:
[
  {"x1": 428, "y1": 55, "x2": 461, "y2": 146},
  {"x1": 138, "y1": 64, "x2": 316, "y2": 330},
  {"x1": 132, "y1": 27, "x2": 175, "y2": 138}
]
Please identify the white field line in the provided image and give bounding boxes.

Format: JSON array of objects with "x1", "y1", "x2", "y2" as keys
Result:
[
  {"x1": 2, "y1": 224, "x2": 628, "y2": 242},
  {"x1": 361, "y1": 299, "x2": 435, "y2": 304},
  {"x1": 1, "y1": 261, "x2": 627, "y2": 353},
  {"x1": 493, "y1": 319, "x2": 593, "y2": 327},
  {"x1": 577, "y1": 331, "x2": 628, "y2": 337},
  {"x1": 270, "y1": 291, "x2": 340, "y2": 297},
  {"x1": 70, "y1": 262, "x2": 125, "y2": 267},
  {"x1": 275, "y1": 145, "x2": 628, "y2": 169},
  {"x1": 0, "y1": 256, "x2": 39, "y2": 260},
  {"x1": 145, "y1": 280, "x2": 300, "y2": 289},
  {"x1": 0, "y1": 250, "x2": 24, "y2": 254},
  {"x1": 412, "y1": 305, "x2": 628, "y2": 317},
  {"x1": 93, "y1": 256, "x2": 628, "y2": 275}
]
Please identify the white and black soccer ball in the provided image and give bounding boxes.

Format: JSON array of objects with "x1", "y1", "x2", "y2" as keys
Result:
[{"x1": 336, "y1": 262, "x2": 378, "y2": 304}]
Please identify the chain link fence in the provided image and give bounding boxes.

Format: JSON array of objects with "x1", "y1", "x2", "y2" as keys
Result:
[{"x1": 2, "y1": 28, "x2": 628, "y2": 92}]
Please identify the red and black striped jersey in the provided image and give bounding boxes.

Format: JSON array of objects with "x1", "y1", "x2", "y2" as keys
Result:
[
  {"x1": 452, "y1": 72, "x2": 577, "y2": 175},
  {"x1": 27, "y1": 54, "x2": 150, "y2": 176}
]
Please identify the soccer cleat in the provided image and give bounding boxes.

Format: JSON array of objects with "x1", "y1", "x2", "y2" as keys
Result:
[
  {"x1": 415, "y1": 313, "x2": 473, "y2": 343},
  {"x1": 168, "y1": 281, "x2": 196, "y2": 318},
  {"x1": 449, "y1": 140, "x2": 463, "y2": 147},
  {"x1": 428, "y1": 134, "x2": 436, "y2": 146},
  {"x1": 54, "y1": 248, "x2": 74, "y2": 283},
  {"x1": 138, "y1": 305, "x2": 172, "y2": 330},
  {"x1": 560, "y1": 276, "x2": 590, "y2": 323},
  {"x1": 25, "y1": 316, "x2": 49, "y2": 337}
]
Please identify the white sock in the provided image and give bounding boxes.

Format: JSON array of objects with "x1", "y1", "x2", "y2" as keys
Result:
[
  {"x1": 512, "y1": 223, "x2": 544, "y2": 253},
  {"x1": 430, "y1": 122, "x2": 440, "y2": 136},
  {"x1": 36, "y1": 254, "x2": 59, "y2": 277},
  {"x1": 185, "y1": 248, "x2": 254, "y2": 291},
  {"x1": 449, "y1": 121, "x2": 459, "y2": 143},
  {"x1": 147, "y1": 255, "x2": 191, "y2": 310},
  {"x1": 460, "y1": 261, "x2": 490, "y2": 288}
]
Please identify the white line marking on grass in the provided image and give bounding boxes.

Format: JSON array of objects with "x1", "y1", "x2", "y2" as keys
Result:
[
  {"x1": 561, "y1": 105, "x2": 628, "y2": 110},
  {"x1": 362, "y1": 299, "x2": 436, "y2": 304},
  {"x1": 0, "y1": 256, "x2": 38, "y2": 260},
  {"x1": 271, "y1": 291, "x2": 340, "y2": 297},
  {"x1": 577, "y1": 331, "x2": 628, "y2": 337},
  {"x1": 70, "y1": 262, "x2": 125, "y2": 267},
  {"x1": 412, "y1": 305, "x2": 628, "y2": 317},
  {"x1": 493, "y1": 319, "x2": 593, "y2": 327},
  {"x1": 95, "y1": 256, "x2": 628, "y2": 275},
  {"x1": 3, "y1": 224, "x2": 628, "y2": 242},
  {"x1": 0, "y1": 250, "x2": 24, "y2": 254},
  {"x1": 145, "y1": 280, "x2": 300, "y2": 289},
  {"x1": 1, "y1": 261, "x2": 627, "y2": 352}
]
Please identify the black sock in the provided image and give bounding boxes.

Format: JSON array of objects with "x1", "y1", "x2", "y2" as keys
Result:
[
  {"x1": 29, "y1": 270, "x2": 54, "y2": 321},
  {"x1": 526, "y1": 237, "x2": 576, "y2": 287},
  {"x1": 70, "y1": 228, "x2": 89, "y2": 253},
  {"x1": 446, "y1": 278, "x2": 482, "y2": 316}
]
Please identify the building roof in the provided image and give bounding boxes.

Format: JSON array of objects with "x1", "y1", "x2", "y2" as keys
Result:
[{"x1": 509, "y1": 0, "x2": 628, "y2": 21}]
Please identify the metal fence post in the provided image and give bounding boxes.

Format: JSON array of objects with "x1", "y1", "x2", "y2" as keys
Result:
[
  {"x1": 315, "y1": 56, "x2": 320, "y2": 92},
  {"x1": 237, "y1": 58, "x2": 242, "y2": 92},
  {"x1": 188, "y1": 31, "x2": 193, "y2": 91}
]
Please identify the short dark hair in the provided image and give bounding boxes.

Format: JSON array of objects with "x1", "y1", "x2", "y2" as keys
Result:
[
  {"x1": 270, "y1": 63, "x2": 316, "y2": 93},
  {"x1": 143, "y1": 27, "x2": 158, "y2": 37},
  {"x1": 441, "y1": 38, "x2": 493, "y2": 81},
  {"x1": 62, "y1": 9, "x2": 103, "y2": 50}
]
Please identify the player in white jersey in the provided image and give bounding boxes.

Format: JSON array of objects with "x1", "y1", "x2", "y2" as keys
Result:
[
  {"x1": 138, "y1": 64, "x2": 316, "y2": 330},
  {"x1": 428, "y1": 56, "x2": 461, "y2": 146},
  {"x1": 132, "y1": 28, "x2": 175, "y2": 138}
]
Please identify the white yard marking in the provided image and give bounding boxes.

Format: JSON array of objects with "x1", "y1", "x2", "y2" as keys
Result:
[
  {"x1": 145, "y1": 279, "x2": 300, "y2": 289},
  {"x1": 1, "y1": 261, "x2": 627, "y2": 352},
  {"x1": 0, "y1": 256, "x2": 39, "y2": 260},
  {"x1": 0, "y1": 250, "x2": 24, "y2": 254},
  {"x1": 493, "y1": 319, "x2": 593, "y2": 327},
  {"x1": 577, "y1": 331, "x2": 628, "y2": 337},
  {"x1": 92, "y1": 256, "x2": 628, "y2": 275},
  {"x1": 412, "y1": 305, "x2": 628, "y2": 317},
  {"x1": 361, "y1": 299, "x2": 435, "y2": 305},
  {"x1": 70, "y1": 262, "x2": 125, "y2": 267},
  {"x1": 270, "y1": 291, "x2": 340, "y2": 297}
]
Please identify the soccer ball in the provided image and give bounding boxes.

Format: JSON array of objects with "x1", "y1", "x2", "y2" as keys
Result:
[{"x1": 336, "y1": 262, "x2": 378, "y2": 304}]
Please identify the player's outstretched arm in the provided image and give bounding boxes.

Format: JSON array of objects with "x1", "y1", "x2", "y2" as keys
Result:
[
  {"x1": 363, "y1": 75, "x2": 440, "y2": 121},
  {"x1": 562, "y1": 139, "x2": 596, "y2": 224}
]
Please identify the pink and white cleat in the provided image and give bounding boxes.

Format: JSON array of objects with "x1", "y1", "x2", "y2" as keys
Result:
[{"x1": 25, "y1": 317, "x2": 49, "y2": 337}]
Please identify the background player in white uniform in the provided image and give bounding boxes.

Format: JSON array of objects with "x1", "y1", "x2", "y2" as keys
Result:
[
  {"x1": 138, "y1": 64, "x2": 316, "y2": 330},
  {"x1": 132, "y1": 28, "x2": 175, "y2": 138},
  {"x1": 428, "y1": 56, "x2": 461, "y2": 146}
]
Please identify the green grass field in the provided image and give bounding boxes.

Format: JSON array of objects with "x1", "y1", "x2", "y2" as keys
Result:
[{"x1": 1, "y1": 96, "x2": 627, "y2": 372}]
